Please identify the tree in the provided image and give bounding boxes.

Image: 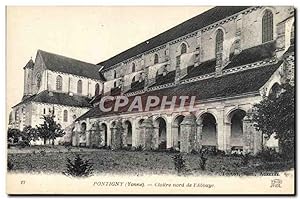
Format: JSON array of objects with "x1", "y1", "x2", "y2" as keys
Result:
[
  {"x1": 251, "y1": 83, "x2": 295, "y2": 159},
  {"x1": 7, "y1": 128, "x2": 21, "y2": 143},
  {"x1": 21, "y1": 125, "x2": 39, "y2": 143},
  {"x1": 63, "y1": 154, "x2": 94, "y2": 177},
  {"x1": 36, "y1": 114, "x2": 65, "y2": 145}
]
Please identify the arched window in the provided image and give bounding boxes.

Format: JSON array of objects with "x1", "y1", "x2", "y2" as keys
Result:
[
  {"x1": 132, "y1": 63, "x2": 135, "y2": 72},
  {"x1": 15, "y1": 109, "x2": 18, "y2": 121},
  {"x1": 215, "y1": 29, "x2": 224, "y2": 55},
  {"x1": 114, "y1": 81, "x2": 117, "y2": 88},
  {"x1": 132, "y1": 76, "x2": 136, "y2": 83},
  {"x1": 36, "y1": 73, "x2": 41, "y2": 89},
  {"x1": 113, "y1": 70, "x2": 117, "y2": 79},
  {"x1": 77, "y1": 80, "x2": 82, "y2": 94},
  {"x1": 154, "y1": 53, "x2": 159, "y2": 64},
  {"x1": 262, "y1": 10, "x2": 273, "y2": 43},
  {"x1": 56, "y1": 75, "x2": 63, "y2": 91},
  {"x1": 95, "y1": 83, "x2": 100, "y2": 96},
  {"x1": 63, "y1": 110, "x2": 68, "y2": 122},
  {"x1": 291, "y1": 22, "x2": 295, "y2": 45},
  {"x1": 180, "y1": 43, "x2": 187, "y2": 54}
]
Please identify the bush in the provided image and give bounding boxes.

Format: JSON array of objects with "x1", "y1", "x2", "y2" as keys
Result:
[
  {"x1": 136, "y1": 145, "x2": 144, "y2": 151},
  {"x1": 63, "y1": 142, "x2": 72, "y2": 147},
  {"x1": 241, "y1": 152, "x2": 251, "y2": 165},
  {"x1": 40, "y1": 150, "x2": 46, "y2": 156},
  {"x1": 7, "y1": 160, "x2": 14, "y2": 171},
  {"x1": 199, "y1": 152, "x2": 208, "y2": 170},
  {"x1": 172, "y1": 154, "x2": 187, "y2": 174},
  {"x1": 256, "y1": 147, "x2": 281, "y2": 162},
  {"x1": 191, "y1": 149, "x2": 199, "y2": 155},
  {"x1": 17, "y1": 140, "x2": 30, "y2": 148},
  {"x1": 63, "y1": 154, "x2": 94, "y2": 177},
  {"x1": 166, "y1": 147, "x2": 179, "y2": 153}
]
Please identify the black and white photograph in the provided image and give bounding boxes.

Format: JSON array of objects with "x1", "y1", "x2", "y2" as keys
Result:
[{"x1": 5, "y1": 5, "x2": 295, "y2": 195}]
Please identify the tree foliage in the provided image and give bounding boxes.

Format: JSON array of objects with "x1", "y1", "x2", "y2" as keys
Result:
[
  {"x1": 251, "y1": 83, "x2": 294, "y2": 159},
  {"x1": 36, "y1": 114, "x2": 65, "y2": 145},
  {"x1": 7, "y1": 128, "x2": 22, "y2": 143},
  {"x1": 63, "y1": 154, "x2": 94, "y2": 177}
]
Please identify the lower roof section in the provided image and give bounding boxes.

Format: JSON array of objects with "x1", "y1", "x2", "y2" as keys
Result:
[
  {"x1": 13, "y1": 90, "x2": 92, "y2": 108},
  {"x1": 77, "y1": 60, "x2": 283, "y2": 121}
]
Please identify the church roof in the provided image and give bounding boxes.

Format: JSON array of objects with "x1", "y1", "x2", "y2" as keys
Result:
[
  {"x1": 13, "y1": 91, "x2": 92, "y2": 108},
  {"x1": 224, "y1": 41, "x2": 276, "y2": 70},
  {"x1": 38, "y1": 50, "x2": 106, "y2": 81},
  {"x1": 98, "y1": 6, "x2": 251, "y2": 70},
  {"x1": 23, "y1": 58, "x2": 34, "y2": 69},
  {"x1": 77, "y1": 60, "x2": 283, "y2": 121}
]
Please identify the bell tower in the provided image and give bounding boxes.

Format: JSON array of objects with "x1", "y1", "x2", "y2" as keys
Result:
[{"x1": 22, "y1": 58, "x2": 34, "y2": 100}]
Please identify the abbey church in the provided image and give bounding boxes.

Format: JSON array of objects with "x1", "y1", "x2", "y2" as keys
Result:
[{"x1": 9, "y1": 6, "x2": 294, "y2": 153}]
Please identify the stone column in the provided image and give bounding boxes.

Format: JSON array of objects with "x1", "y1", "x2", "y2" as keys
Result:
[
  {"x1": 153, "y1": 126, "x2": 159, "y2": 149},
  {"x1": 131, "y1": 119, "x2": 137, "y2": 147},
  {"x1": 243, "y1": 115, "x2": 262, "y2": 155},
  {"x1": 107, "y1": 123, "x2": 112, "y2": 147},
  {"x1": 224, "y1": 122, "x2": 232, "y2": 154},
  {"x1": 122, "y1": 122, "x2": 128, "y2": 147},
  {"x1": 89, "y1": 122, "x2": 101, "y2": 148},
  {"x1": 195, "y1": 123, "x2": 203, "y2": 152},
  {"x1": 72, "y1": 122, "x2": 81, "y2": 146},
  {"x1": 141, "y1": 118, "x2": 155, "y2": 150},
  {"x1": 166, "y1": 116, "x2": 173, "y2": 149},
  {"x1": 216, "y1": 108, "x2": 225, "y2": 151},
  {"x1": 111, "y1": 121, "x2": 124, "y2": 150},
  {"x1": 180, "y1": 114, "x2": 197, "y2": 153},
  {"x1": 172, "y1": 125, "x2": 179, "y2": 148},
  {"x1": 85, "y1": 118, "x2": 91, "y2": 147}
]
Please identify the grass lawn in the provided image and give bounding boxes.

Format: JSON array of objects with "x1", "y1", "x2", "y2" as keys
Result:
[{"x1": 7, "y1": 146, "x2": 294, "y2": 176}]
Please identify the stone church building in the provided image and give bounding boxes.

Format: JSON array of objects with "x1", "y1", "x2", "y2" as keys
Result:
[
  {"x1": 10, "y1": 6, "x2": 294, "y2": 152},
  {"x1": 9, "y1": 50, "x2": 105, "y2": 144}
]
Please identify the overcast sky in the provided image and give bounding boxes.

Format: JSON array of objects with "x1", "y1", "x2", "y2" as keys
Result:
[{"x1": 6, "y1": 6, "x2": 212, "y2": 114}]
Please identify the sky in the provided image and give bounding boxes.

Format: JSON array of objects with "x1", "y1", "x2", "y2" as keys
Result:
[{"x1": 6, "y1": 6, "x2": 212, "y2": 114}]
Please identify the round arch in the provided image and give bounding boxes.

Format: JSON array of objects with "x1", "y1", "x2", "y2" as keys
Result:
[
  {"x1": 176, "y1": 41, "x2": 189, "y2": 56},
  {"x1": 172, "y1": 114, "x2": 185, "y2": 149},
  {"x1": 198, "y1": 112, "x2": 217, "y2": 147},
  {"x1": 154, "y1": 117, "x2": 167, "y2": 149},
  {"x1": 124, "y1": 120, "x2": 133, "y2": 146},
  {"x1": 227, "y1": 109, "x2": 247, "y2": 151},
  {"x1": 100, "y1": 122, "x2": 108, "y2": 146}
]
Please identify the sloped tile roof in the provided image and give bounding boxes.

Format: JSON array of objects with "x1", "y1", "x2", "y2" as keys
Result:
[
  {"x1": 77, "y1": 60, "x2": 283, "y2": 121},
  {"x1": 150, "y1": 70, "x2": 176, "y2": 87},
  {"x1": 183, "y1": 59, "x2": 216, "y2": 80},
  {"x1": 127, "y1": 80, "x2": 145, "y2": 93},
  {"x1": 13, "y1": 91, "x2": 92, "y2": 108},
  {"x1": 224, "y1": 41, "x2": 276, "y2": 70},
  {"x1": 38, "y1": 50, "x2": 106, "y2": 81},
  {"x1": 98, "y1": 6, "x2": 251, "y2": 70}
]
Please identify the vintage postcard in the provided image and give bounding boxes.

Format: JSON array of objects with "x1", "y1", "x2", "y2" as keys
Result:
[{"x1": 6, "y1": 6, "x2": 295, "y2": 195}]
